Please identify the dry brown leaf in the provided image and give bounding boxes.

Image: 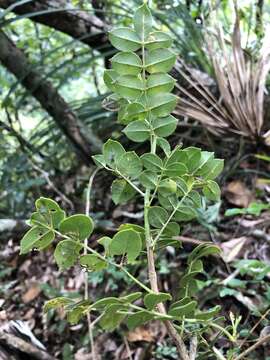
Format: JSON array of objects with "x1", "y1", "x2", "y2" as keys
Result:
[
  {"x1": 225, "y1": 180, "x2": 253, "y2": 207},
  {"x1": 127, "y1": 326, "x2": 154, "y2": 343},
  {"x1": 22, "y1": 284, "x2": 41, "y2": 303},
  {"x1": 220, "y1": 236, "x2": 249, "y2": 263}
]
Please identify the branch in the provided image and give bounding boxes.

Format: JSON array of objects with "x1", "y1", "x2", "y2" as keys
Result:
[
  {"x1": 0, "y1": 0, "x2": 109, "y2": 52},
  {"x1": 0, "y1": 30, "x2": 102, "y2": 164}
]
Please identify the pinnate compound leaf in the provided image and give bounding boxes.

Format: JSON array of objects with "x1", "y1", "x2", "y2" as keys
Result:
[
  {"x1": 145, "y1": 31, "x2": 173, "y2": 50},
  {"x1": 123, "y1": 120, "x2": 150, "y2": 142},
  {"x1": 109, "y1": 27, "x2": 141, "y2": 51},
  {"x1": 54, "y1": 240, "x2": 82, "y2": 270},
  {"x1": 145, "y1": 49, "x2": 176, "y2": 73},
  {"x1": 133, "y1": 3, "x2": 152, "y2": 39},
  {"x1": 59, "y1": 214, "x2": 94, "y2": 241},
  {"x1": 163, "y1": 162, "x2": 188, "y2": 177},
  {"x1": 116, "y1": 151, "x2": 142, "y2": 179},
  {"x1": 80, "y1": 254, "x2": 107, "y2": 271},
  {"x1": 111, "y1": 52, "x2": 142, "y2": 76},
  {"x1": 127, "y1": 310, "x2": 155, "y2": 330},
  {"x1": 103, "y1": 139, "x2": 125, "y2": 167},
  {"x1": 20, "y1": 226, "x2": 55, "y2": 254},
  {"x1": 109, "y1": 229, "x2": 142, "y2": 263},
  {"x1": 148, "y1": 206, "x2": 169, "y2": 228},
  {"x1": 121, "y1": 102, "x2": 146, "y2": 124},
  {"x1": 152, "y1": 115, "x2": 177, "y2": 137},
  {"x1": 203, "y1": 159, "x2": 224, "y2": 180},
  {"x1": 144, "y1": 292, "x2": 172, "y2": 310},
  {"x1": 203, "y1": 180, "x2": 221, "y2": 201},
  {"x1": 111, "y1": 179, "x2": 136, "y2": 204}
]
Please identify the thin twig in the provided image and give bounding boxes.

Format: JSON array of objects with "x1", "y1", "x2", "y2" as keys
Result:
[
  {"x1": 234, "y1": 334, "x2": 270, "y2": 360},
  {"x1": 84, "y1": 168, "x2": 99, "y2": 360}
]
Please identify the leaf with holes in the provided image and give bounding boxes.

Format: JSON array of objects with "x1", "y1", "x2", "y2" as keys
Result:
[
  {"x1": 109, "y1": 229, "x2": 142, "y2": 263},
  {"x1": 59, "y1": 215, "x2": 94, "y2": 241},
  {"x1": 20, "y1": 226, "x2": 55, "y2": 254},
  {"x1": 54, "y1": 240, "x2": 82, "y2": 270}
]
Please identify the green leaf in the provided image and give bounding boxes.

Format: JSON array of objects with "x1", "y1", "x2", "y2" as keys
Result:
[
  {"x1": 109, "y1": 27, "x2": 141, "y2": 51},
  {"x1": 33, "y1": 197, "x2": 65, "y2": 229},
  {"x1": 194, "y1": 305, "x2": 221, "y2": 321},
  {"x1": 193, "y1": 151, "x2": 214, "y2": 175},
  {"x1": 116, "y1": 151, "x2": 142, "y2": 179},
  {"x1": 67, "y1": 300, "x2": 91, "y2": 325},
  {"x1": 111, "y1": 179, "x2": 136, "y2": 204},
  {"x1": 152, "y1": 115, "x2": 177, "y2": 137},
  {"x1": 20, "y1": 226, "x2": 55, "y2": 254},
  {"x1": 173, "y1": 207, "x2": 197, "y2": 222},
  {"x1": 184, "y1": 147, "x2": 201, "y2": 172},
  {"x1": 168, "y1": 300, "x2": 197, "y2": 318},
  {"x1": 100, "y1": 303, "x2": 126, "y2": 331},
  {"x1": 80, "y1": 254, "x2": 107, "y2": 271},
  {"x1": 115, "y1": 75, "x2": 144, "y2": 100},
  {"x1": 103, "y1": 69, "x2": 118, "y2": 92},
  {"x1": 203, "y1": 159, "x2": 224, "y2": 180},
  {"x1": 139, "y1": 170, "x2": 158, "y2": 189},
  {"x1": 148, "y1": 93, "x2": 178, "y2": 117},
  {"x1": 133, "y1": 3, "x2": 152, "y2": 39},
  {"x1": 123, "y1": 120, "x2": 150, "y2": 142},
  {"x1": 203, "y1": 180, "x2": 221, "y2": 201},
  {"x1": 109, "y1": 229, "x2": 142, "y2": 263},
  {"x1": 147, "y1": 73, "x2": 175, "y2": 95},
  {"x1": 145, "y1": 49, "x2": 176, "y2": 73},
  {"x1": 54, "y1": 240, "x2": 82, "y2": 270},
  {"x1": 156, "y1": 137, "x2": 171, "y2": 157},
  {"x1": 158, "y1": 178, "x2": 177, "y2": 195},
  {"x1": 141, "y1": 153, "x2": 163, "y2": 172},
  {"x1": 103, "y1": 139, "x2": 125, "y2": 168},
  {"x1": 44, "y1": 297, "x2": 74, "y2": 313},
  {"x1": 127, "y1": 310, "x2": 154, "y2": 330},
  {"x1": 121, "y1": 292, "x2": 142, "y2": 303},
  {"x1": 111, "y1": 52, "x2": 142, "y2": 76},
  {"x1": 92, "y1": 297, "x2": 120, "y2": 310},
  {"x1": 188, "y1": 243, "x2": 221, "y2": 264},
  {"x1": 163, "y1": 222, "x2": 180, "y2": 237},
  {"x1": 145, "y1": 31, "x2": 173, "y2": 50},
  {"x1": 97, "y1": 236, "x2": 112, "y2": 255},
  {"x1": 144, "y1": 292, "x2": 172, "y2": 310},
  {"x1": 92, "y1": 154, "x2": 106, "y2": 168},
  {"x1": 148, "y1": 206, "x2": 169, "y2": 228},
  {"x1": 118, "y1": 223, "x2": 145, "y2": 248},
  {"x1": 59, "y1": 214, "x2": 94, "y2": 241},
  {"x1": 121, "y1": 102, "x2": 146, "y2": 124},
  {"x1": 164, "y1": 162, "x2": 188, "y2": 177}
]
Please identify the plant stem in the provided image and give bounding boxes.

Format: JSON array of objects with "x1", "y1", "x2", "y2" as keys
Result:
[{"x1": 84, "y1": 168, "x2": 99, "y2": 360}]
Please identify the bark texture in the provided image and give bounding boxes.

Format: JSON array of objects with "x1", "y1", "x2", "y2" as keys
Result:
[
  {"x1": 0, "y1": 30, "x2": 102, "y2": 164},
  {"x1": 0, "y1": 0, "x2": 109, "y2": 51}
]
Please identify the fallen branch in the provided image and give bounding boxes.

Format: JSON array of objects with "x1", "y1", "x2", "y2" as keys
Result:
[{"x1": 0, "y1": 330, "x2": 55, "y2": 360}]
